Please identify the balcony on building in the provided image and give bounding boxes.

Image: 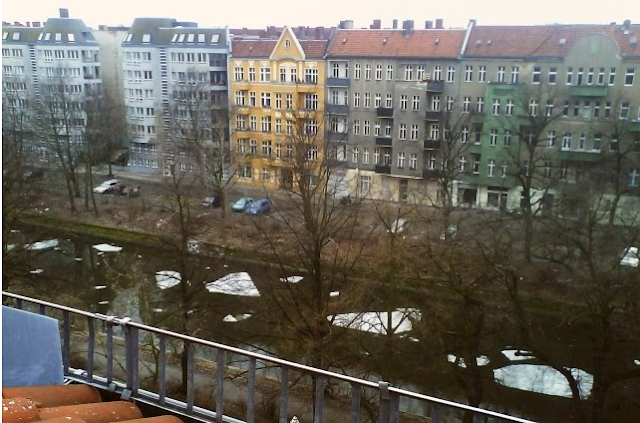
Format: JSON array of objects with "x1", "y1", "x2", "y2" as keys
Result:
[
  {"x1": 376, "y1": 107, "x2": 394, "y2": 118},
  {"x1": 326, "y1": 77, "x2": 350, "y2": 87},
  {"x1": 568, "y1": 85, "x2": 608, "y2": 97},
  {"x1": 629, "y1": 121, "x2": 640, "y2": 132},
  {"x1": 557, "y1": 149, "x2": 603, "y2": 162},
  {"x1": 375, "y1": 137, "x2": 393, "y2": 146},
  {"x1": 425, "y1": 80, "x2": 444, "y2": 92},
  {"x1": 329, "y1": 131, "x2": 348, "y2": 142},
  {"x1": 375, "y1": 164, "x2": 391, "y2": 174},
  {"x1": 423, "y1": 139, "x2": 441, "y2": 149},
  {"x1": 426, "y1": 110, "x2": 443, "y2": 120},
  {"x1": 423, "y1": 168, "x2": 441, "y2": 179},
  {"x1": 327, "y1": 104, "x2": 349, "y2": 115}
]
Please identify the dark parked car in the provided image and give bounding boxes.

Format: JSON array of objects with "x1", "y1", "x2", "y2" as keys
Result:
[
  {"x1": 202, "y1": 195, "x2": 221, "y2": 208},
  {"x1": 23, "y1": 169, "x2": 45, "y2": 181},
  {"x1": 245, "y1": 198, "x2": 272, "y2": 215},
  {"x1": 232, "y1": 197, "x2": 254, "y2": 212}
]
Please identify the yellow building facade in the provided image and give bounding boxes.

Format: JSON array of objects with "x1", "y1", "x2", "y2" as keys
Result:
[{"x1": 230, "y1": 27, "x2": 328, "y2": 189}]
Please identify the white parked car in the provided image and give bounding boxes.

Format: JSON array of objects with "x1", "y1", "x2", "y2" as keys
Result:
[
  {"x1": 620, "y1": 246, "x2": 639, "y2": 268},
  {"x1": 93, "y1": 179, "x2": 121, "y2": 194}
]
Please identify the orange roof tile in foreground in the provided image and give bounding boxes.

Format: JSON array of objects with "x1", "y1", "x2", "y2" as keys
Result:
[
  {"x1": 3, "y1": 385, "x2": 102, "y2": 408},
  {"x1": 327, "y1": 29, "x2": 466, "y2": 58},
  {"x1": 465, "y1": 24, "x2": 640, "y2": 58},
  {"x1": 2, "y1": 385, "x2": 184, "y2": 423}
]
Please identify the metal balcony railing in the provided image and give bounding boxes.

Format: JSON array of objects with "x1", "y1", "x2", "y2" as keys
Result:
[{"x1": 2, "y1": 292, "x2": 536, "y2": 423}]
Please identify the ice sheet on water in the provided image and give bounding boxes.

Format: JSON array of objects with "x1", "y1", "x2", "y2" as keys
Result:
[
  {"x1": 329, "y1": 308, "x2": 421, "y2": 334},
  {"x1": 206, "y1": 272, "x2": 260, "y2": 297},
  {"x1": 155, "y1": 270, "x2": 181, "y2": 289},
  {"x1": 93, "y1": 243, "x2": 123, "y2": 253},
  {"x1": 493, "y1": 364, "x2": 593, "y2": 398}
]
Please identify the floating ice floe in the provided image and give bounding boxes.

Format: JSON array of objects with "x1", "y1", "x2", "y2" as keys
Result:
[
  {"x1": 98, "y1": 301, "x2": 109, "y2": 305},
  {"x1": 152, "y1": 308, "x2": 164, "y2": 313},
  {"x1": 280, "y1": 275, "x2": 303, "y2": 283},
  {"x1": 330, "y1": 291, "x2": 340, "y2": 297},
  {"x1": 447, "y1": 354, "x2": 491, "y2": 368},
  {"x1": 206, "y1": 272, "x2": 259, "y2": 297},
  {"x1": 93, "y1": 243, "x2": 123, "y2": 253},
  {"x1": 329, "y1": 308, "x2": 421, "y2": 334},
  {"x1": 74, "y1": 257, "x2": 82, "y2": 261},
  {"x1": 155, "y1": 270, "x2": 182, "y2": 289},
  {"x1": 95, "y1": 285, "x2": 107, "y2": 290},
  {"x1": 25, "y1": 239, "x2": 59, "y2": 251},
  {"x1": 634, "y1": 359, "x2": 640, "y2": 366},
  {"x1": 502, "y1": 349, "x2": 535, "y2": 362},
  {"x1": 493, "y1": 364, "x2": 593, "y2": 398},
  {"x1": 30, "y1": 269, "x2": 44, "y2": 274},
  {"x1": 223, "y1": 313, "x2": 252, "y2": 323}
]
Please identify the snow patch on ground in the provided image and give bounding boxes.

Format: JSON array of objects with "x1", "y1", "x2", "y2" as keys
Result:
[
  {"x1": 493, "y1": 364, "x2": 593, "y2": 398},
  {"x1": 93, "y1": 243, "x2": 123, "y2": 253},
  {"x1": 502, "y1": 349, "x2": 535, "y2": 361},
  {"x1": 223, "y1": 313, "x2": 252, "y2": 322},
  {"x1": 155, "y1": 270, "x2": 181, "y2": 289},
  {"x1": 280, "y1": 276, "x2": 303, "y2": 283},
  {"x1": 30, "y1": 269, "x2": 44, "y2": 274},
  {"x1": 206, "y1": 272, "x2": 260, "y2": 297},
  {"x1": 329, "y1": 308, "x2": 421, "y2": 334},
  {"x1": 447, "y1": 354, "x2": 491, "y2": 368},
  {"x1": 25, "y1": 239, "x2": 59, "y2": 251}
]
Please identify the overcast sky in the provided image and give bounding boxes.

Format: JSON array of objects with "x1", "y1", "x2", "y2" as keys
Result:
[{"x1": 3, "y1": 0, "x2": 640, "y2": 29}]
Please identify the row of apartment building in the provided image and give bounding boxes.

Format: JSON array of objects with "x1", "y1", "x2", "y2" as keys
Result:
[{"x1": 3, "y1": 10, "x2": 640, "y2": 219}]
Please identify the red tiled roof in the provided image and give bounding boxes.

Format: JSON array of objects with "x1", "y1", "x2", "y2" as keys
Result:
[
  {"x1": 231, "y1": 39, "x2": 329, "y2": 59},
  {"x1": 327, "y1": 29, "x2": 465, "y2": 58},
  {"x1": 465, "y1": 24, "x2": 640, "y2": 57}
]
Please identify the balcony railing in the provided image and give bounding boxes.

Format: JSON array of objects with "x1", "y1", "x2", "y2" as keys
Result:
[
  {"x1": 567, "y1": 85, "x2": 608, "y2": 97},
  {"x1": 557, "y1": 149, "x2": 603, "y2": 162},
  {"x1": 327, "y1": 104, "x2": 349, "y2": 115},
  {"x1": 2, "y1": 292, "x2": 535, "y2": 423},
  {"x1": 325, "y1": 77, "x2": 350, "y2": 87},
  {"x1": 375, "y1": 164, "x2": 392, "y2": 174},
  {"x1": 423, "y1": 139, "x2": 441, "y2": 149},
  {"x1": 423, "y1": 168, "x2": 441, "y2": 179},
  {"x1": 376, "y1": 107, "x2": 394, "y2": 118},
  {"x1": 425, "y1": 80, "x2": 444, "y2": 92},
  {"x1": 376, "y1": 137, "x2": 393, "y2": 146},
  {"x1": 426, "y1": 110, "x2": 443, "y2": 120}
]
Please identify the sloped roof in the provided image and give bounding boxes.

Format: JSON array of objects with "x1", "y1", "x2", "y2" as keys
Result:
[
  {"x1": 2, "y1": 18, "x2": 98, "y2": 45},
  {"x1": 232, "y1": 39, "x2": 328, "y2": 59},
  {"x1": 327, "y1": 29, "x2": 465, "y2": 58},
  {"x1": 123, "y1": 18, "x2": 227, "y2": 47},
  {"x1": 465, "y1": 24, "x2": 640, "y2": 58}
]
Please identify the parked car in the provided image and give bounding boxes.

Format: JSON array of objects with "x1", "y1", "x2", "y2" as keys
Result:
[
  {"x1": 202, "y1": 195, "x2": 221, "y2": 208},
  {"x1": 232, "y1": 197, "x2": 254, "y2": 212},
  {"x1": 389, "y1": 218, "x2": 408, "y2": 234},
  {"x1": 245, "y1": 198, "x2": 272, "y2": 215},
  {"x1": 23, "y1": 169, "x2": 44, "y2": 181},
  {"x1": 93, "y1": 179, "x2": 121, "y2": 194},
  {"x1": 620, "y1": 246, "x2": 639, "y2": 268}
]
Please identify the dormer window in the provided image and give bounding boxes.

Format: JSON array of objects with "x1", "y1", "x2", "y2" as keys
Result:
[
  {"x1": 2, "y1": 32, "x2": 8, "y2": 40},
  {"x1": 197, "y1": 33, "x2": 205, "y2": 43},
  {"x1": 142, "y1": 34, "x2": 151, "y2": 43},
  {"x1": 211, "y1": 34, "x2": 219, "y2": 43},
  {"x1": 187, "y1": 34, "x2": 195, "y2": 43},
  {"x1": 68, "y1": 33, "x2": 75, "y2": 42},
  {"x1": 44, "y1": 33, "x2": 51, "y2": 41},
  {"x1": 55, "y1": 33, "x2": 62, "y2": 42},
  {"x1": 125, "y1": 33, "x2": 133, "y2": 42},
  {"x1": 171, "y1": 34, "x2": 178, "y2": 43},
  {"x1": 177, "y1": 33, "x2": 185, "y2": 42}
]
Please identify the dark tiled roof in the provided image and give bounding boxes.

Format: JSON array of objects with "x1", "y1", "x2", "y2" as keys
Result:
[
  {"x1": 123, "y1": 18, "x2": 227, "y2": 47},
  {"x1": 465, "y1": 24, "x2": 640, "y2": 58},
  {"x1": 231, "y1": 39, "x2": 328, "y2": 59},
  {"x1": 2, "y1": 18, "x2": 98, "y2": 45},
  {"x1": 327, "y1": 29, "x2": 465, "y2": 58}
]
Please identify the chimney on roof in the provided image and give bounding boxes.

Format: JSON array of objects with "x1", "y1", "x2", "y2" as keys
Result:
[
  {"x1": 425, "y1": 20, "x2": 433, "y2": 29},
  {"x1": 371, "y1": 19, "x2": 381, "y2": 29},
  {"x1": 392, "y1": 19, "x2": 398, "y2": 29},
  {"x1": 622, "y1": 19, "x2": 631, "y2": 31},
  {"x1": 435, "y1": 18, "x2": 444, "y2": 29},
  {"x1": 402, "y1": 20, "x2": 414, "y2": 30},
  {"x1": 32, "y1": 21, "x2": 41, "y2": 27},
  {"x1": 59, "y1": 8, "x2": 69, "y2": 18},
  {"x1": 339, "y1": 20, "x2": 354, "y2": 29}
]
